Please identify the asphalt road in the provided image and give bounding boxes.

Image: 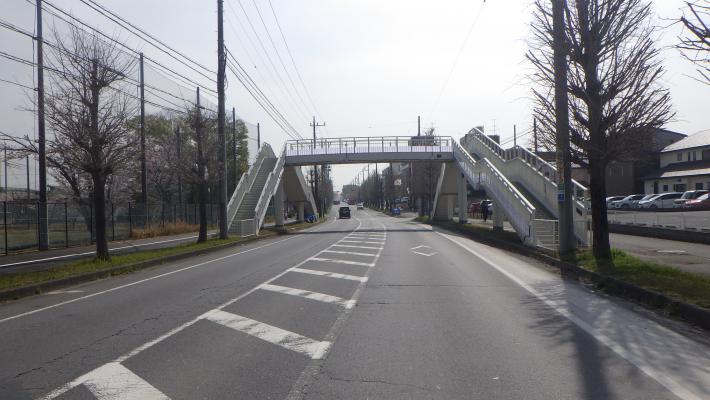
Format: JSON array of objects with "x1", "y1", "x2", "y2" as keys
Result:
[{"x1": 0, "y1": 208, "x2": 708, "y2": 399}]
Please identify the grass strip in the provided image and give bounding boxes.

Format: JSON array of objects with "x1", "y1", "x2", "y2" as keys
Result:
[{"x1": 575, "y1": 249, "x2": 710, "y2": 309}]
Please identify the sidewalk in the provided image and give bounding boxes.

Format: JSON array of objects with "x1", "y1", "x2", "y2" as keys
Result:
[{"x1": 0, "y1": 230, "x2": 217, "y2": 275}]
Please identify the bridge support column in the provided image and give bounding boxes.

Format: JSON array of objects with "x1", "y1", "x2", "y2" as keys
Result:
[
  {"x1": 493, "y1": 201, "x2": 504, "y2": 231},
  {"x1": 446, "y1": 196, "x2": 454, "y2": 220},
  {"x1": 297, "y1": 202, "x2": 305, "y2": 222},
  {"x1": 275, "y1": 180, "x2": 284, "y2": 228},
  {"x1": 458, "y1": 172, "x2": 468, "y2": 224}
]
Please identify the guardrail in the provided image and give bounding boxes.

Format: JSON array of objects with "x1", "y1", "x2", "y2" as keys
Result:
[
  {"x1": 285, "y1": 136, "x2": 454, "y2": 157},
  {"x1": 608, "y1": 211, "x2": 710, "y2": 231}
]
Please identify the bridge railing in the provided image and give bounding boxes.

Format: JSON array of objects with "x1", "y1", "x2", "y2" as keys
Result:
[
  {"x1": 285, "y1": 136, "x2": 454, "y2": 157},
  {"x1": 227, "y1": 143, "x2": 273, "y2": 228}
]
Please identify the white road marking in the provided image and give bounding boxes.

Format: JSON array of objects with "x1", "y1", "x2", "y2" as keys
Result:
[
  {"x1": 204, "y1": 309, "x2": 331, "y2": 359},
  {"x1": 259, "y1": 283, "x2": 356, "y2": 309},
  {"x1": 289, "y1": 267, "x2": 368, "y2": 282},
  {"x1": 321, "y1": 249, "x2": 376, "y2": 257},
  {"x1": 410, "y1": 245, "x2": 438, "y2": 257},
  {"x1": 309, "y1": 257, "x2": 374, "y2": 267},
  {"x1": 437, "y1": 231, "x2": 708, "y2": 400},
  {"x1": 1, "y1": 219, "x2": 337, "y2": 325},
  {"x1": 82, "y1": 362, "x2": 169, "y2": 400},
  {"x1": 331, "y1": 244, "x2": 382, "y2": 250},
  {"x1": 338, "y1": 240, "x2": 384, "y2": 245},
  {"x1": 37, "y1": 216, "x2": 352, "y2": 399}
]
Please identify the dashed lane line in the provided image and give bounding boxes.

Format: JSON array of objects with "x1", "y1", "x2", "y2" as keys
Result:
[
  {"x1": 308, "y1": 257, "x2": 374, "y2": 267},
  {"x1": 258, "y1": 283, "x2": 356, "y2": 309},
  {"x1": 320, "y1": 249, "x2": 377, "y2": 257},
  {"x1": 204, "y1": 309, "x2": 331, "y2": 359},
  {"x1": 289, "y1": 267, "x2": 368, "y2": 283}
]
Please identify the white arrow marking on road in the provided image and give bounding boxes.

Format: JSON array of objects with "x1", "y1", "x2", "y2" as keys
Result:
[{"x1": 410, "y1": 245, "x2": 438, "y2": 257}]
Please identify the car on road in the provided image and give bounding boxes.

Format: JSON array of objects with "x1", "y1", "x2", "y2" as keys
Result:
[
  {"x1": 356, "y1": 202, "x2": 364, "y2": 210},
  {"x1": 611, "y1": 194, "x2": 645, "y2": 209},
  {"x1": 606, "y1": 196, "x2": 626, "y2": 208},
  {"x1": 684, "y1": 193, "x2": 710, "y2": 209},
  {"x1": 338, "y1": 206, "x2": 351, "y2": 219},
  {"x1": 638, "y1": 192, "x2": 683, "y2": 209},
  {"x1": 673, "y1": 190, "x2": 708, "y2": 208},
  {"x1": 631, "y1": 194, "x2": 657, "y2": 208}
]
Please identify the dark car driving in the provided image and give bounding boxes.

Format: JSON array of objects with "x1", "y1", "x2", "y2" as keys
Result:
[{"x1": 338, "y1": 206, "x2": 351, "y2": 219}]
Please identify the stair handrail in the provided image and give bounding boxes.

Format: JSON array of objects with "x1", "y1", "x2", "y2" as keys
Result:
[
  {"x1": 453, "y1": 142, "x2": 536, "y2": 244},
  {"x1": 227, "y1": 143, "x2": 273, "y2": 226},
  {"x1": 253, "y1": 147, "x2": 287, "y2": 232}
]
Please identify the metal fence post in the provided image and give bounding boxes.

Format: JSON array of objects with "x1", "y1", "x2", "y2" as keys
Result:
[
  {"x1": 36, "y1": 201, "x2": 40, "y2": 250},
  {"x1": 64, "y1": 202, "x2": 68, "y2": 248},
  {"x1": 128, "y1": 202, "x2": 133, "y2": 237},
  {"x1": 161, "y1": 203, "x2": 165, "y2": 227},
  {"x1": 111, "y1": 203, "x2": 115, "y2": 241},
  {"x1": 89, "y1": 202, "x2": 94, "y2": 244},
  {"x1": 3, "y1": 201, "x2": 7, "y2": 255}
]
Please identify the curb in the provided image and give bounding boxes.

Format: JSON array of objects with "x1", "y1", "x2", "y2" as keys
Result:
[
  {"x1": 0, "y1": 220, "x2": 320, "y2": 303},
  {"x1": 426, "y1": 220, "x2": 710, "y2": 332}
]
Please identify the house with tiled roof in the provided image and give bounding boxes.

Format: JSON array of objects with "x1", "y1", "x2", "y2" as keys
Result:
[{"x1": 643, "y1": 129, "x2": 710, "y2": 193}]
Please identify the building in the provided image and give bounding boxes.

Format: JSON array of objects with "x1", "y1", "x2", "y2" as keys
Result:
[
  {"x1": 535, "y1": 128, "x2": 685, "y2": 195},
  {"x1": 643, "y1": 129, "x2": 710, "y2": 193}
]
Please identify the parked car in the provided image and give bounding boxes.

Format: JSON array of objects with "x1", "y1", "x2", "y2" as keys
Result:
[
  {"x1": 673, "y1": 190, "x2": 708, "y2": 208},
  {"x1": 631, "y1": 194, "x2": 657, "y2": 208},
  {"x1": 684, "y1": 193, "x2": 710, "y2": 209},
  {"x1": 638, "y1": 192, "x2": 683, "y2": 209},
  {"x1": 338, "y1": 206, "x2": 351, "y2": 219},
  {"x1": 611, "y1": 194, "x2": 645, "y2": 209},
  {"x1": 606, "y1": 196, "x2": 626, "y2": 208}
]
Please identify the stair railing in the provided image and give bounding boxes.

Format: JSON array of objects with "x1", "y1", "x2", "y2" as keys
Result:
[{"x1": 253, "y1": 147, "x2": 287, "y2": 234}]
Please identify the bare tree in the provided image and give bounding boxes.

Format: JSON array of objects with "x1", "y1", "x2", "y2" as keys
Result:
[
  {"x1": 3, "y1": 27, "x2": 137, "y2": 260},
  {"x1": 528, "y1": 0, "x2": 674, "y2": 260},
  {"x1": 678, "y1": 1, "x2": 710, "y2": 83}
]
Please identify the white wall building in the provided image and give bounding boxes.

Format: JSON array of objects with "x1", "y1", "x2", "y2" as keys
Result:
[{"x1": 644, "y1": 129, "x2": 710, "y2": 193}]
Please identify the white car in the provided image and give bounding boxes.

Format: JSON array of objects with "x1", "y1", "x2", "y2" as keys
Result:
[
  {"x1": 637, "y1": 192, "x2": 683, "y2": 209},
  {"x1": 631, "y1": 194, "x2": 656, "y2": 208},
  {"x1": 606, "y1": 196, "x2": 626, "y2": 208},
  {"x1": 611, "y1": 194, "x2": 645, "y2": 209},
  {"x1": 356, "y1": 202, "x2": 364, "y2": 210}
]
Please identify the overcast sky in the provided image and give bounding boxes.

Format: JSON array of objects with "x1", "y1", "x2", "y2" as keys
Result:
[{"x1": 1, "y1": 0, "x2": 707, "y2": 191}]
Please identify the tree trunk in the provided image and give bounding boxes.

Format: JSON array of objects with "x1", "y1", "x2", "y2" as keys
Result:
[
  {"x1": 588, "y1": 156, "x2": 611, "y2": 260},
  {"x1": 92, "y1": 173, "x2": 110, "y2": 261}
]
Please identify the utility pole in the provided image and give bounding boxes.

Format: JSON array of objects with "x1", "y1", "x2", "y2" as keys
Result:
[
  {"x1": 552, "y1": 0, "x2": 575, "y2": 256},
  {"x1": 513, "y1": 124, "x2": 517, "y2": 147},
  {"x1": 175, "y1": 125, "x2": 182, "y2": 210},
  {"x1": 232, "y1": 107, "x2": 237, "y2": 191},
  {"x1": 26, "y1": 156, "x2": 30, "y2": 200},
  {"x1": 310, "y1": 116, "x2": 325, "y2": 216},
  {"x1": 217, "y1": 0, "x2": 228, "y2": 239},
  {"x1": 417, "y1": 115, "x2": 421, "y2": 136},
  {"x1": 534, "y1": 118, "x2": 539, "y2": 153},
  {"x1": 139, "y1": 53, "x2": 147, "y2": 205},
  {"x1": 36, "y1": 0, "x2": 48, "y2": 250},
  {"x1": 257, "y1": 122, "x2": 261, "y2": 149}
]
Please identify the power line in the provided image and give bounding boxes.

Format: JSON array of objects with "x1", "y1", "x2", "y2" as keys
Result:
[
  {"x1": 226, "y1": 50, "x2": 301, "y2": 139},
  {"x1": 230, "y1": 0, "x2": 311, "y2": 122},
  {"x1": 266, "y1": 0, "x2": 325, "y2": 124},
  {"x1": 0, "y1": 77, "x2": 35, "y2": 91}
]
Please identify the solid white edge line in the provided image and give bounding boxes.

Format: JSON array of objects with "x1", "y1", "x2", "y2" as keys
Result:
[{"x1": 436, "y1": 231, "x2": 704, "y2": 400}]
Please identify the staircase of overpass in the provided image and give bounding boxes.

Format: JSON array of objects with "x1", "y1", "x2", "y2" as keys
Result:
[{"x1": 225, "y1": 133, "x2": 590, "y2": 250}]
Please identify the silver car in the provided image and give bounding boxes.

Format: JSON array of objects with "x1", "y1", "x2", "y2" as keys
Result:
[{"x1": 638, "y1": 192, "x2": 683, "y2": 209}]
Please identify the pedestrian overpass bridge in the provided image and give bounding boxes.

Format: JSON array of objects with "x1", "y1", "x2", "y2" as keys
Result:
[{"x1": 226, "y1": 130, "x2": 590, "y2": 251}]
